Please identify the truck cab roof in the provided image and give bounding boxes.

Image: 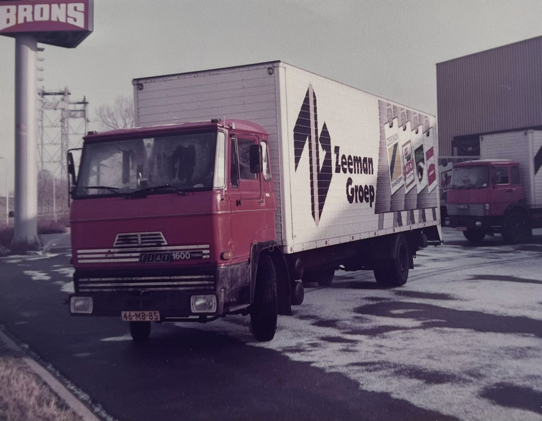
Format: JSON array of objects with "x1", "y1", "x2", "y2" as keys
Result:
[
  {"x1": 84, "y1": 119, "x2": 268, "y2": 142},
  {"x1": 454, "y1": 159, "x2": 520, "y2": 167}
]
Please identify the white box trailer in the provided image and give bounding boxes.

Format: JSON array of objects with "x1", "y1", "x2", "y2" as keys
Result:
[
  {"x1": 480, "y1": 130, "x2": 542, "y2": 208},
  {"x1": 133, "y1": 61, "x2": 441, "y2": 262}
]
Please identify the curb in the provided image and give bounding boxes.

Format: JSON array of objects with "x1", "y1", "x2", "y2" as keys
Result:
[{"x1": 0, "y1": 329, "x2": 101, "y2": 421}]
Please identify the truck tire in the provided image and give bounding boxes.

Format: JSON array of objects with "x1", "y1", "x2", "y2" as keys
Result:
[
  {"x1": 463, "y1": 228, "x2": 486, "y2": 244},
  {"x1": 250, "y1": 255, "x2": 278, "y2": 342},
  {"x1": 130, "y1": 321, "x2": 151, "y2": 342},
  {"x1": 502, "y1": 211, "x2": 528, "y2": 244},
  {"x1": 373, "y1": 234, "x2": 409, "y2": 287},
  {"x1": 302, "y1": 268, "x2": 335, "y2": 287},
  {"x1": 291, "y1": 281, "x2": 304, "y2": 305}
]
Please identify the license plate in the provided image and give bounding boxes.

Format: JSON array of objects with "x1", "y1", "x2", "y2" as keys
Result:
[
  {"x1": 458, "y1": 204, "x2": 469, "y2": 209},
  {"x1": 121, "y1": 311, "x2": 160, "y2": 322}
]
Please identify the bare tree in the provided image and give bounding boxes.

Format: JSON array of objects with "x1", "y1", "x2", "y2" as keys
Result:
[
  {"x1": 37, "y1": 170, "x2": 69, "y2": 218},
  {"x1": 95, "y1": 95, "x2": 134, "y2": 130}
]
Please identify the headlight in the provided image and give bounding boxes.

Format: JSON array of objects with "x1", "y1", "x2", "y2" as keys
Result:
[
  {"x1": 70, "y1": 297, "x2": 93, "y2": 314},
  {"x1": 190, "y1": 295, "x2": 217, "y2": 313}
]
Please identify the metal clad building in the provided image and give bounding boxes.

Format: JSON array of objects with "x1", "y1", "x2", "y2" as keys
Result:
[{"x1": 437, "y1": 36, "x2": 542, "y2": 156}]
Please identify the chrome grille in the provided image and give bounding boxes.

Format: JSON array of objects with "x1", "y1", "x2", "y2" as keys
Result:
[
  {"x1": 447, "y1": 203, "x2": 485, "y2": 217},
  {"x1": 114, "y1": 232, "x2": 167, "y2": 248},
  {"x1": 76, "y1": 274, "x2": 214, "y2": 293}
]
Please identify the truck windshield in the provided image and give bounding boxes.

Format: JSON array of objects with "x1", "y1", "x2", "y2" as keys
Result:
[
  {"x1": 75, "y1": 131, "x2": 222, "y2": 197},
  {"x1": 450, "y1": 165, "x2": 489, "y2": 189}
]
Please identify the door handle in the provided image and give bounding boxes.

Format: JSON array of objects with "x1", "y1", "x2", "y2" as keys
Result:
[
  {"x1": 258, "y1": 199, "x2": 264, "y2": 205},
  {"x1": 506, "y1": 189, "x2": 513, "y2": 193}
]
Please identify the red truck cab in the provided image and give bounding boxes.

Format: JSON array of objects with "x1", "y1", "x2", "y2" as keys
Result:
[
  {"x1": 446, "y1": 159, "x2": 529, "y2": 243},
  {"x1": 68, "y1": 119, "x2": 291, "y2": 342}
]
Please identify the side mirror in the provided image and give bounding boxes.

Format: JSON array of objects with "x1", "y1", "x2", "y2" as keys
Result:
[
  {"x1": 67, "y1": 152, "x2": 77, "y2": 189},
  {"x1": 67, "y1": 148, "x2": 82, "y2": 204},
  {"x1": 249, "y1": 144, "x2": 262, "y2": 174}
]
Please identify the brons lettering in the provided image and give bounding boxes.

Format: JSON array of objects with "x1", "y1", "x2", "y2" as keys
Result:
[{"x1": 0, "y1": 3, "x2": 85, "y2": 31}]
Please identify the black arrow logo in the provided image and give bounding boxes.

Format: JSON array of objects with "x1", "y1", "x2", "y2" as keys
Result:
[
  {"x1": 535, "y1": 144, "x2": 542, "y2": 175},
  {"x1": 293, "y1": 85, "x2": 333, "y2": 226}
]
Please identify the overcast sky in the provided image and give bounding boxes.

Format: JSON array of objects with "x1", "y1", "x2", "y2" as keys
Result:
[{"x1": 1, "y1": 0, "x2": 542, "y2": 191}]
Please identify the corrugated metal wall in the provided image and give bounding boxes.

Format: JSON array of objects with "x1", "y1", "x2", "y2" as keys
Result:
[{"x1": 437, "y1": 36, "x2": 542, "y2": 156}]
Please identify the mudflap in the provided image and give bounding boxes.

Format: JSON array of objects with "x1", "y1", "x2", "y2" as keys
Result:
[
  {"x1": 271, "y1": 252, "x2": 292, "y2": 316},
  {"x1": 250, "y1": 243, "x2": 292, "y2": 316}
]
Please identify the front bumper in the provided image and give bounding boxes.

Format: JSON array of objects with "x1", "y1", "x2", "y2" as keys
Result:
[
  {"x1": 448, "y1": 215, "x2": 503, "y2": 230},
  {"x1": 69, "y1": 263, "x2": 251, "y2": 320}
]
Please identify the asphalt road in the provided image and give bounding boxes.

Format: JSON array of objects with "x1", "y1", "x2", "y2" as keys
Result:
[{"x1": 0, "y1": 228, "x2": 541, "y2": 421}]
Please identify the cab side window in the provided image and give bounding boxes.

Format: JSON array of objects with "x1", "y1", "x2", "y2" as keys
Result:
[
  {"x1": 230, "y1": 137, "x2": 239, "y2": 188},
  {"x1": 493, "y1": 167, "x2": 509, "y2": 184},
  {"x1": 238, "y1": 139, "x2": 258, "y2": 180},
  {"x1": 261, "y1": 141, "x2": 271, "y2": 181}
]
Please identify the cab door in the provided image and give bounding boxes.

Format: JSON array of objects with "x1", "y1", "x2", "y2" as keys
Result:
[
  {"x1": 509, "y1": 165, "x2": 524, "y2": 203},
  {"x1": 491, "y1": 165, "x2": 516, "y2": 214},
  {"x1": 227, "y1": 135, "x2": 266, "y2": 263}
]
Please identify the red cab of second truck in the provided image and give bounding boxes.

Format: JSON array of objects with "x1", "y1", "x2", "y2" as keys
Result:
[{"x1": 446, "y1": 159, "x2": 533, "y2": 243}]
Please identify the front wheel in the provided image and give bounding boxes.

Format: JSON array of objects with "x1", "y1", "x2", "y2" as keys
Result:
[
  {"x1": 373, "y1": 234, "x2": 409, "y2": 287},
  {"x1": 130, "y1": 321, "x2": 151, "y2": 342},
  {"x1": 250, "y1": 255, "x2": 278, "y2": 342},
  {"x1": 463, "y1": 228, "x2": 486, "y2": 244}
]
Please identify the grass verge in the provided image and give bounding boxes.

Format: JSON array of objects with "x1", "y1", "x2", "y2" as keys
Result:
[
  {"x1": 0, "y1": 341, "x2": 82, "y2": 421},
  {"x1": 0, "y1": 216, "x2": 69, "y2": 250}
]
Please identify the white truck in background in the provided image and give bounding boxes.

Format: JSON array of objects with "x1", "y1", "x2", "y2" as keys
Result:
[{"x1": 447, "y1": 130, "x2": 542, "y2": 243}]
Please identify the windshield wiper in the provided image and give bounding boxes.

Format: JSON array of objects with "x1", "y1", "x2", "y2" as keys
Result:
[
  {"x1": 84, "y1": 186, "x2": 120, "y2": 194},
  {"x1": 128, "y1": 184, "x2": 189, "y2": 198}
]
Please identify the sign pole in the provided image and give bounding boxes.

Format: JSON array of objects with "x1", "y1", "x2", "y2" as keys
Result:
[
  {"x1": 11, "y1": 33, "x2": 39, "y2": 250},
  {"x1": 0, "y1": 0, "x2": 94, "y2": 251}
]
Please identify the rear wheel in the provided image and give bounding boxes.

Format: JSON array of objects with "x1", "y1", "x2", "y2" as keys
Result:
[
  {"x1": 130, "y1": 321, "x2": 151, "y2": 342},
  {"x1": 502, "y1": 211, "x2": 528, "y2": 244},
  {"x1": 302, "y1": 268, "x2": 335, "y2": 287},
  {"x1": 373, "y1": 234, "x2": 409, "y2": 287},
  {"x1": 250, "y1": 255, "x2": 278, "y2": 342},
  {"x1": 291, "y1": 281, "x2": 304, "y2": 306},
  {"x1": 463, "y1": 228, "x2": 486, "y2": 244}
]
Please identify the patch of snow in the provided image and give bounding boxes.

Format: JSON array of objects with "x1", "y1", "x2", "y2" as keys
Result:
[
  {"x1": 100, "y1": 334, "x2": 132, "y2": 342},
  {"x1": 61, "y1": 282, "x2": 74, "y2": 293},
  {"x1": 52, "y1": 267, "x2": 75, "y2": 278},
  {"x1": 23, "y1": 270, "x2": 51, "y2": 281}
]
